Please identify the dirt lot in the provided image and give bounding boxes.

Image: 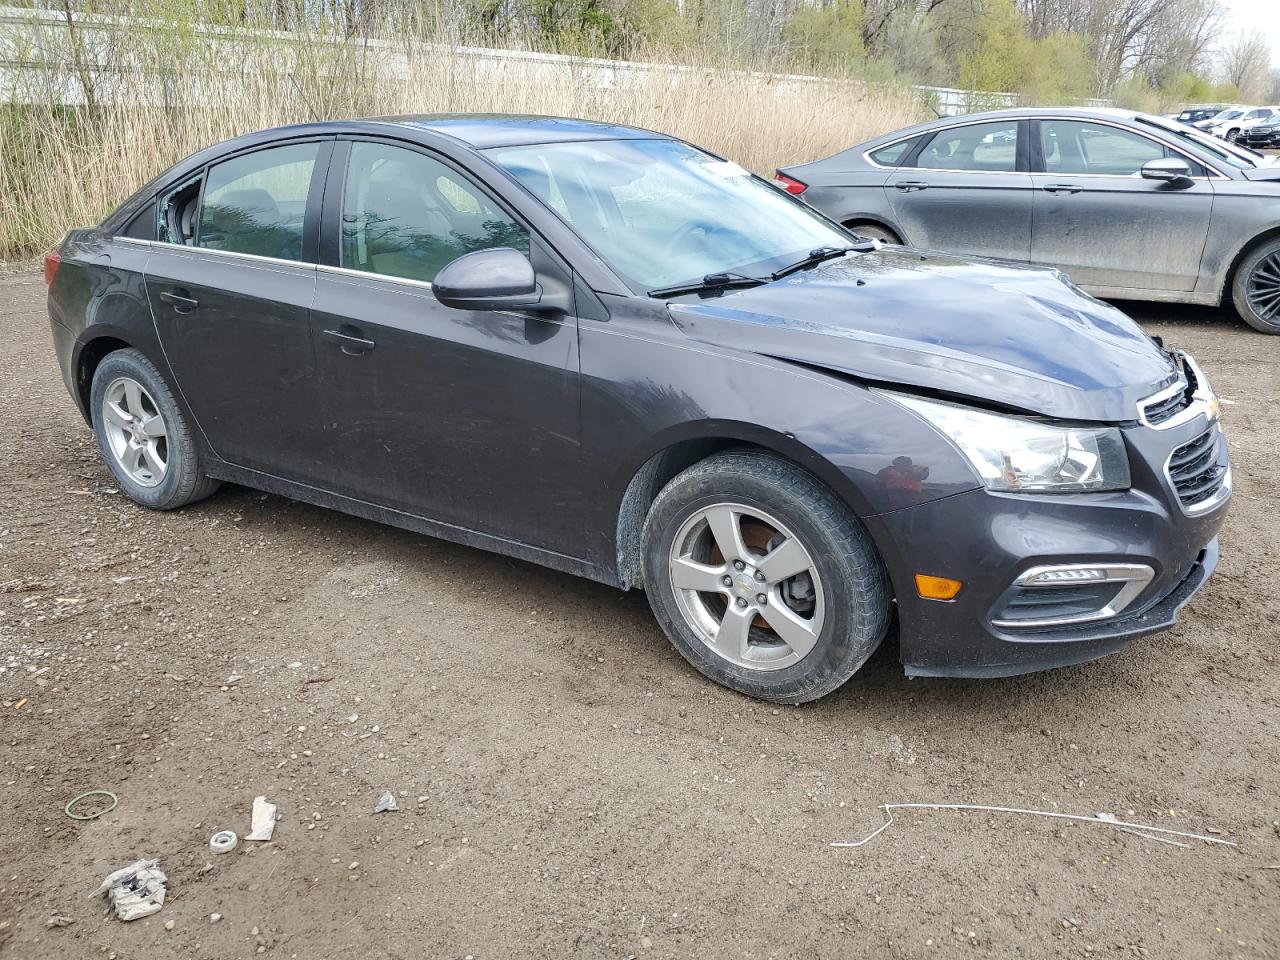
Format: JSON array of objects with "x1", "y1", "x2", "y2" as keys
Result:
[{"x1": 1, "y1": 267, "x2": 1277, "y2": 960}]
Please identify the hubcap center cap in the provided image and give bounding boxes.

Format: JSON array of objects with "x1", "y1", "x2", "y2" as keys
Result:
[{"x1": 734, "y1": 571, "x2": 758, "y2": 598}]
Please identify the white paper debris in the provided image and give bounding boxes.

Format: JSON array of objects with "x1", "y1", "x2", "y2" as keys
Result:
[
  {"x1": 373, "y1": 790, "x2": 398, "y2": 813},
  {"x1": 89, "y1": 859, "x2": 167, "y2": 921},
  {"x1": 245, "y1": 796, "x2": 277, "y2": 841}
]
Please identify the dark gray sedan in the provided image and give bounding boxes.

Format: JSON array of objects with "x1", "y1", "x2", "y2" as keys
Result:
[
  {"x1": 47, "y1": 115, "x2": 1229, "y2": 702},
  {"x1": 777, "y1": 107, "x2": 1280, "y2": 333}
]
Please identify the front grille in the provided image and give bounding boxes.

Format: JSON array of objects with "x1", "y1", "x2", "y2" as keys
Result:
[
  {"x1": 1167, "y1": 427, "x2": 1227, "y2": 509},
  {"x1": 1140, "y1": 359, "x2": 1197, "y2": 426}
]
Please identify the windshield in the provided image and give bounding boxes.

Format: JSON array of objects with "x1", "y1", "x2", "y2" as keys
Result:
[
  {"x1": 1210, "y1": 110, "x2": 1244, "y2": 122},
  {"x1": 488, "y1": 138, "x2": 851, "y2": 294},
  {"x1": 1138, "y1": 115, "x2": 1262, "y2": 168}
]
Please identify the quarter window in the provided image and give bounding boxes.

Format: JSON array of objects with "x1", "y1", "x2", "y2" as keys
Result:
[
  {"x1": 869, "y1": 137, "x2": 919, "y2": 167},
  {"x1": 916, "y1": 122, "x2": 1018, "y2": 172},
  {"x1": 198, "y1": 143, "x2": 320, "y2": 260},
  {"x1": 1040, "y1": 121, "x2": 1166, "y2": 176},
  {"x1": 341, "y1": 142, "x2": 529, "y2": 284}
]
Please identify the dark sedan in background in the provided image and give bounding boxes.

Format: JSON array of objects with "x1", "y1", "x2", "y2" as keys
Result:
[
  {"x1": 47, "y1": 115, "x2": 1229, "y2": 702},
  {"x1": 776, "y1": 108, "x2": 1280, "y2": 333}
]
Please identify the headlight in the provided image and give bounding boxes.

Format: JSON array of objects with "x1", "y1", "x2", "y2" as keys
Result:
[{"x1": 887, "y1": 394, "x2": 1130, "y2": 493}]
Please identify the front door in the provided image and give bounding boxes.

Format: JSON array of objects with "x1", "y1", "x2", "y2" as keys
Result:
[
  {"x1": 310, "y1": 139, "x2": 582, "y2": 553},
  {"x1": 885, "y1": 118, "x2": 1033, "y2": 261},
  {"x1": 145, "y1": 140, "x2": 330, "y2": 476},
  {"x1": 1029, "y1": 119, "x2": 1213, "y2": 292}
]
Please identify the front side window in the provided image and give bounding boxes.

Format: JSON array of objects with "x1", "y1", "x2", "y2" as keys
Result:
[
  {"x1": 341, "y1": 142, "x2": 529, "y2": 284},
  {"x1": 1041, "y1": 120, "x2": 1165, "y2": 176},
  {"x1": 915, "y1": 122, "x2": 1018, "y2": 172},
  {"x1": 489, "y1": 138, "x2": 850, "y2": 293},
  {"x1": 198, "y1": 143, "x2": 319, "y2": 260}
]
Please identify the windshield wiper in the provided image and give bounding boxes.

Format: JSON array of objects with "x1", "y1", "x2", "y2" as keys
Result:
[
  {"x1": 770, "y1": 244, "x2": 867, "y2": 280},
  {"x1": 647, "y1": 272, "x2": 768, "y2": 299}
]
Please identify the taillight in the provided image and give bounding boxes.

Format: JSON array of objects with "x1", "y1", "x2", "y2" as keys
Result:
[
  {"x1": 773, "y1": 172, "x2": 808, "y2": 195},
  {"x1": 43, "y1": 250, "x2": 61, "y2": 288}
]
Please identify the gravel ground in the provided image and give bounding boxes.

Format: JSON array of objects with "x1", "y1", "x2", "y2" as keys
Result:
[{"x1": 1, "y1": 268, "x2": 1278, "y2": 959}]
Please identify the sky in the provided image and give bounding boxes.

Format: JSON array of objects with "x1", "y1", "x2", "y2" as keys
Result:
[{"x1": 1217, "y1": 0, "x2": 1280, "y2": 68}]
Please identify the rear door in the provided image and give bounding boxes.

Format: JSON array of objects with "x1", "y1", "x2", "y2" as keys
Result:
[
  {"x1": 1028, "y1": 119, "x2": 1213, "y2": 292},
  {"x1": 145, "y1": 140, "x2": 331, "y2": 477},
  {"x1": 884, "y1": 118, "x2": 1033, "y2": 261}
]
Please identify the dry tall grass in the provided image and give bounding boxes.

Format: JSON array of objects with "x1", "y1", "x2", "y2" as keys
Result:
[{"x1": 0, "y1": 16, "x2": 924, "y2": 258}]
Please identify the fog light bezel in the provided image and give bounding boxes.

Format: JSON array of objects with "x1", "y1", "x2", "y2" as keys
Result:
[{"x1": 990, "y1": 562, "x2": 1155, "y2": 629}]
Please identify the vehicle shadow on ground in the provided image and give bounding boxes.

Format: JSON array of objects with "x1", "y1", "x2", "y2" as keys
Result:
[
  {"x1": 208, "y1": 481, "x2": 1153, "y2": 723},
  {"x1": 1108, "y1": 299, "x2": 1247, "y2": 332}
]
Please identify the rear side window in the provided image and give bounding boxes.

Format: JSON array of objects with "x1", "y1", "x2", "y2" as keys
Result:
[
  {"x1": 1041, "y1": 120, "x2": 1165, "y2": 176},
  {"x1": 916, "y1": 122, "x2": 1018, "y2": 172},
  {"x1": 868, "y1": 137, "x2": 918, "y2": 167},
  {"x1": 341, "y1": 142, "x2": 529, "y2": 284},
  {"x1": 197, "y1": 144, "x2": 320, "y2": 261}
]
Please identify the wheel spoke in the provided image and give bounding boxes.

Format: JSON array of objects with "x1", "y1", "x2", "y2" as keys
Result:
[
  {"x1": 670, "y1": 556, "x2": 728, "y2": 593},
  {"x1": 759, "y1": 600, "x2": 820, "y2": 658},
  {"x1": 123, "y1": 380, "x2": 144, "y2": 418},
  {"x1": 703, "y1": 505, "x2": 746, "y2": 563},
  {"x1": 139, "y1": 413, "x2": 167, "y2": 438},
  {"x1": 103, "y1": 400, "x2": 133, "y2": 428},
  {"x1": 755, "y1": 537, "x2": 811, "y2": 585},
  {"x1": 712, "y1": 603, "x2": 754, "y2": 661},
  {"x1": 141, "y1": 441, "x2": 165, "y2": 477}
]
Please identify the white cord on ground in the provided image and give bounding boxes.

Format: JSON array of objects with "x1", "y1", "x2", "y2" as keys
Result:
[{"x1": 830, "y1": 803, "x2": 1236, "y2": 849}]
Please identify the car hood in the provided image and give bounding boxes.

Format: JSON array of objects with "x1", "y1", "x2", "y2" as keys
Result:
[{"x1": 667, "y1": 249, "x2": 1180, "y2": 422}]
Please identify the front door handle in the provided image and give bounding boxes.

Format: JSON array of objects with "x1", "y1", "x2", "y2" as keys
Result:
[
  {"x1": 322, "y1": 328, "x2": 376, "y2": 356},
  {"x1": 894, "y1": 181, "x2": 930, "y2": 193},
  {"x1": 1043, "y1": 183, "x2": 1083, "y2": 194},
  {"x1": 158, "y1": 289, "x2": 198, "y2": 312}
]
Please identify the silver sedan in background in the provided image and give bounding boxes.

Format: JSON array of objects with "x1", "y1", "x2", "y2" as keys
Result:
[{"x1": 776, "y1": 108, "x2": 1280, "y2": 333}]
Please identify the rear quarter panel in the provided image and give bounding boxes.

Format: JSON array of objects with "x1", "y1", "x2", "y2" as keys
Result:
[{"x1": 49, "y1": 233, "x2": 166, "y2": 420}]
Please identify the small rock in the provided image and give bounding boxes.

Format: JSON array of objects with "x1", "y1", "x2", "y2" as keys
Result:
[
  {"x1": 164, "y1": 920, "x2": 175, "y2": 931},
  {"x1": 210, "y1": 913, "x2": 222, "y2": 923}
]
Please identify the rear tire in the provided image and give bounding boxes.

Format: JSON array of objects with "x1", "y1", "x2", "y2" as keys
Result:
[
  {"x1": 845, "y1": 222, "x2": 902, "y2": 245},
  {"x1": 90, "y1": 348, "x2": 221, "y2": 509},
  {"x1": 1231, "y1": 236, "x2": 1280, "y2": 334},
  {"x1": 641, "y1": 450, "x2": 891, "y2": 703}
]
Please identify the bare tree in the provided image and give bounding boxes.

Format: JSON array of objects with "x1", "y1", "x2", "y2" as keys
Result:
[{"x1": 1220, "y1": 31, "x2": 1272, "y2": 101}]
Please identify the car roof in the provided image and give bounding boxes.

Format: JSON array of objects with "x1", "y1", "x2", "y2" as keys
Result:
[
  {"x1": 847, "y1": 105, "x2": 1241, "y2": 149},
  {"x1": 367, "y1": 114, "x2": 670, "y2": 148}
]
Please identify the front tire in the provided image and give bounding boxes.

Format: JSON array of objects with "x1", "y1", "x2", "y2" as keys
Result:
[
  {"x1": 845, "y1": 222, "x2": 901, "y2": 245},
  {"x1": 90, "y1": 348, "x2": 221, "y2": 509},
  {"x1": 641, "y1": 451, "x2": 891, "y2": 703},
  {"x1": 1231, "y1": 237, "x2": 1280, "y2": 334}
]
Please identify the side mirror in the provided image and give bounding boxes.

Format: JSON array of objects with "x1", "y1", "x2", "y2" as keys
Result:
[
  {"x1": 1140, "y1": 158, "x2": 1195, "y2": 188},
  {"x1": 432, "y1": 247, "x2": 544, "y2": 311}
]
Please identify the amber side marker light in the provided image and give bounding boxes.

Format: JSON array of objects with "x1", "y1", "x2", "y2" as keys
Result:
[{"x1": 915, "y1": 574, "x2": 963, "y2": 601}]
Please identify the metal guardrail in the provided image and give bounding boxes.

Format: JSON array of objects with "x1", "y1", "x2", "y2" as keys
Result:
[{"x1": 0, "y1": 4, "x2": 1112, "y2": 113}]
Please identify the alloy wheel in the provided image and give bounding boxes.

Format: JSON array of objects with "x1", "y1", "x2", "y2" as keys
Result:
[
  {"x1": 667, "y1": 502, "x2": 824, "y2": 671},
  {"x1": 101, "y1": 376, "x2": 169, "y2": 487},
  {"x1": 1246, "y1": 250, "x2": 1280, "y2": 324}
]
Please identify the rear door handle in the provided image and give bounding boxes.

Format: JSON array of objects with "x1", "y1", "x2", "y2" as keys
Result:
[
  {"x1": 894, "y1": 181, "x2": 930, "y2": 193},
  {"x1": 158, "y1": 289, "x2": 198, "y2": 312},
  {"x1": 322, "y1": 328, "x2": 376, "y2": 356},
  {"x1": 1042, "y1": 183, "x2": 1083, "y2": 194}
]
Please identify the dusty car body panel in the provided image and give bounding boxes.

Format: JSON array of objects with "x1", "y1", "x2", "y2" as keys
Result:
[{"x1": 783, "y1": 107, "x2": 1280, "y2": 308}]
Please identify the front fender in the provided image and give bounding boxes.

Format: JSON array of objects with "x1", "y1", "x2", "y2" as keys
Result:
[{"x1": 579, "y1": 297, "x2": 979, "y2": 570}]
